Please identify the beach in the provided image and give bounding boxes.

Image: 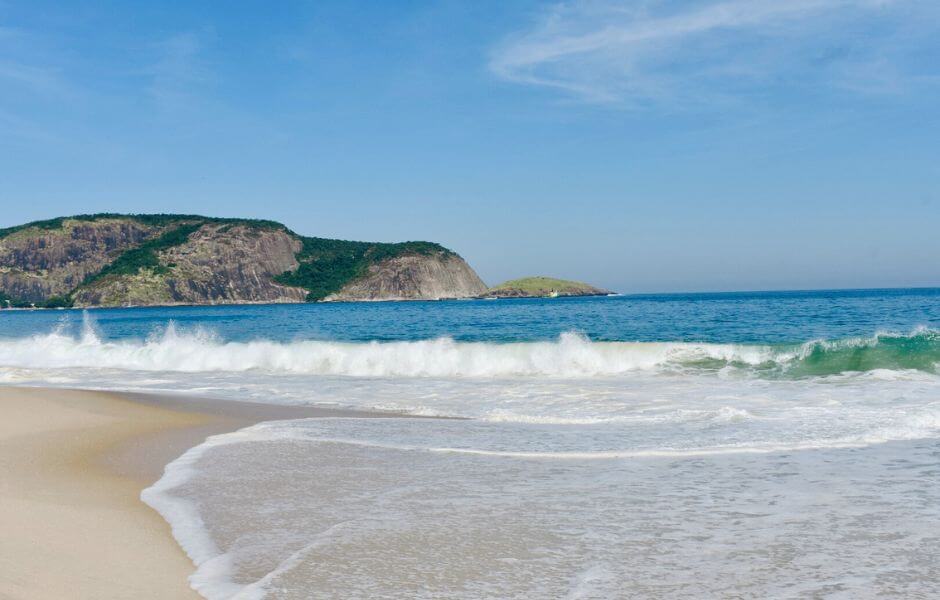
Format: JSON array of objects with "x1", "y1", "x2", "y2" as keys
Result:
[
  {"x1": 0, "y1": 387, "x2": 209, "y2": 599},
  {"x1": 1, "y1": 293, "x2": 939, "y2": 598},
  {"x1": 0, "y1": 387, "x2": 377, "y2": 600}
]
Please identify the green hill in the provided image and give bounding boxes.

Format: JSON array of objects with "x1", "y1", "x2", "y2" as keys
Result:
[
  {"x1": 483, "y1": 276, "x2": 610, "y2": 298},
  {"x1": 0, "y1": 214, "x2": 486, "y2": 307}
]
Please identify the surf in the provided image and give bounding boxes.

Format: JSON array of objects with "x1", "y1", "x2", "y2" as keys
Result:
[{"x1": 0, "y1": 313, "x2": 937, "y2": 379}]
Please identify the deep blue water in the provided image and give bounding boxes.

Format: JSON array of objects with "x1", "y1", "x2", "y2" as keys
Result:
[{"x1": 1, "y1": 287, "x2": 938, "y2": 344}]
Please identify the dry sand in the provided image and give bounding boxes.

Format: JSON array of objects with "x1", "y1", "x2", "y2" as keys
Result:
[{"x1": 0, "y1": 387, "x2": 377, "y2": 600}]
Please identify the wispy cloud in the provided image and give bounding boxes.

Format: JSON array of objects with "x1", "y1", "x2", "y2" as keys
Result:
[
  {"x1": 147, "y1": 31, "x2": 212, "y2": 108},
  {"x1": 0, "y1": 60, "x2": 68, "y2": 95},
  {"x1": 0, "y1": 23, "x2": 85, "y2": 145},
  {"x1": 0, "y1": 25, "x2": 73, "y2": 98},
  {"x1": 490, "y1": 0, "x2": 939, "y2": 107}
]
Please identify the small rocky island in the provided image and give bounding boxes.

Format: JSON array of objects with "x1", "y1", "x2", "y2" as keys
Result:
[{"x1": 482, "y1": 276, "x2": 610, "y2": 299}]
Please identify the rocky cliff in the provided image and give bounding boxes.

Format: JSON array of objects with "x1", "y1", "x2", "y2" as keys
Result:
[
  {"x1": 324, "y1": 253, "x2": 487, "y2": 301},
  {"x1": 0, "y1": 214, "x2": 486, "y2": 308},
  {"x1": 0, "y1": 218, "x2": 155, "y2": 304}
]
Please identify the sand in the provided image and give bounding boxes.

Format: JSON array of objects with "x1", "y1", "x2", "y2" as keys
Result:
[{"x1": 0, "y1": 387, "x2": 377, "y2": 600}]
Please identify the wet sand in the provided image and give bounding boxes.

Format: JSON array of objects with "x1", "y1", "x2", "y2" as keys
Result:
[{"x1": 0, "y1": 387, "x2": 379, "y2": 599}]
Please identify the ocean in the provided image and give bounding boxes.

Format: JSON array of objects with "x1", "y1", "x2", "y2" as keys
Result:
[{"x1": 2, "y1": 289, "x2": 940, "y2": 598}]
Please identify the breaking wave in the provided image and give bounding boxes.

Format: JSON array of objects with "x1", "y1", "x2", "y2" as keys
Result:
[{"x1": 0, "y1": 314, "x2": 937, "y2": 379}]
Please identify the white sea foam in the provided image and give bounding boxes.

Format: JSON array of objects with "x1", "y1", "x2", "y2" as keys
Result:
[
  {"x1": 142, "y1": 428, "x2": 271, "y2": 600},
  {"x1": 233, "y1": 408, "x2": 940, "y2": 457},
  {"x1": 0, "y1": 320, "x2": 765, "y2": 377},
  {"x1": 143, "y1": 414, "x2": 940, "y2": 599},
  {"x1": 2, "y1": 314, "x2": 936, "y2": 381}
]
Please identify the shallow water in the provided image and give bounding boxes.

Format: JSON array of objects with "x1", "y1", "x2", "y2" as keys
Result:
[
  {"x1": 2, "y1": 290, "x2": 940, "y2": 598},
  {"x1": 147, "y1": 421, "x2": 940, "y2": 599}
]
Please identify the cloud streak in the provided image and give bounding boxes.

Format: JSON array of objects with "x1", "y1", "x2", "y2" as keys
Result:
[
  {"x1": 147, "y1": 31, "x2": 212, "y2": 108},
  {"x1": 490, "y1": 0, "x2": 937, "y2": 107},
  {"x1": 0, "y1": 25, "x2": 74, "y2": 98}
]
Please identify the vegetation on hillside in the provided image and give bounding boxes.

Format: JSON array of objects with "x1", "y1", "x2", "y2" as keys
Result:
[
  {"x1": 0, "y1": 213, "x2": 286, "y2": 240},
  {"x1": 1, "y1": 213, "x2": 459, "y2": 306},
  {"x1": 80, "y1": 223, "x2": 204, "y2": 286},
  {"x1": 0, "y1": 290, "x2": 73, "y2": 309},
  {"x1": 275, "y1": 237, "x2": 451, "y2": 301},
  {"x1": 0, "y1": 290, "x2": 28, "y2": 308}
]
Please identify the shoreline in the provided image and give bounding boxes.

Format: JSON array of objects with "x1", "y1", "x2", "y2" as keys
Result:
[
  {"x1": 0, "y1": 386, "x2": 384, "y2": 600},
  {"x1": 0, "y1": 296, "x2": 486, "y2": 311},
  {"x1": 3, "y1": 287, "x2": 937, "y2": 313}
]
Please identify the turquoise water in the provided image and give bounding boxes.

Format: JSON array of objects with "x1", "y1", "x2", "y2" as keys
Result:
[{"x1": 3, "y1": 289, "x2": 940, "y2": 598}]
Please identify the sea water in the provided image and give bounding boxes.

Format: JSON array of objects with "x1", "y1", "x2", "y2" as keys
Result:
[{"x1": 2, "y1": 289, "x2": 940, "y2": 598}]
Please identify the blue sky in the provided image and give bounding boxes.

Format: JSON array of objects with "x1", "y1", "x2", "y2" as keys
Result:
[{"x1": 1, "y1": 0, "x2": 939, "y2": 293}]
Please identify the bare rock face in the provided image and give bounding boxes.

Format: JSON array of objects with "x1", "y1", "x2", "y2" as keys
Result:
[
  {"x1": 0, "y1": 219, "x2": 155, "y2": 303},
  {"x1": 163, "y1": 224, "x2": 308, "y2": 304},
  {"x1": 74, "y1": 224, "x2": 308, "y2": 307},
  {"x1": 324, "y1": 252, "x2": 488, "y2": 301}
]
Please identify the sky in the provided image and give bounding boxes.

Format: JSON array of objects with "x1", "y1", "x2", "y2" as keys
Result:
[{"x1": 1, "y1": 0, "x2": 939, "y2": 293}]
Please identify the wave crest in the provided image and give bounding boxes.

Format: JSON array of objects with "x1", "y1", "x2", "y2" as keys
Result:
[{"x1": 0, "y1": 315, "x2": 937, "y2": 379}]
